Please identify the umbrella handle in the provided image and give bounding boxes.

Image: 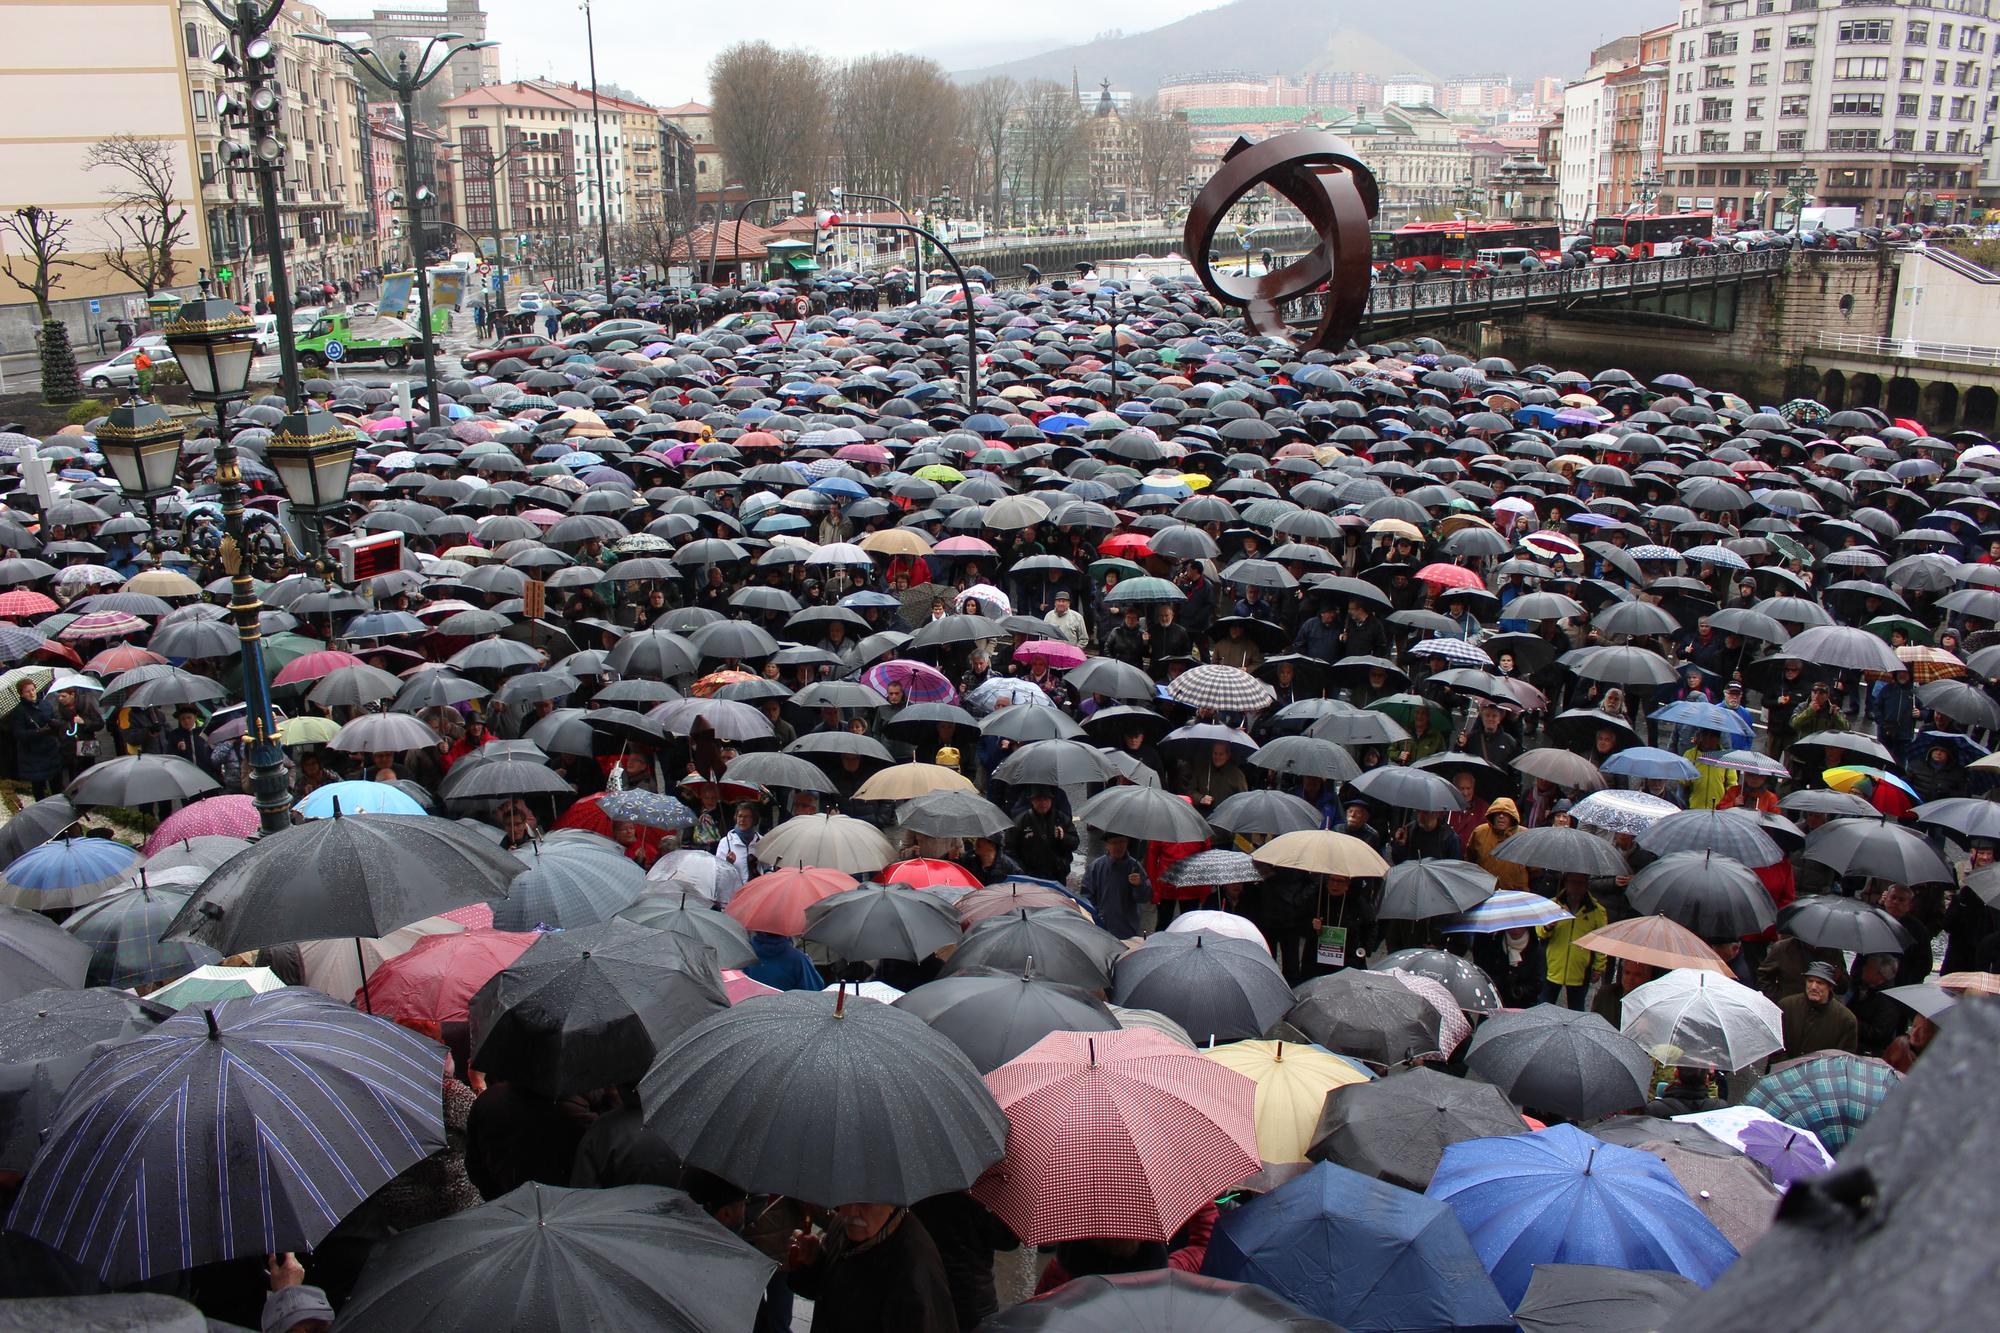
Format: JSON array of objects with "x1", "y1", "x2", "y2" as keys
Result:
[{"x1": 355, "y1": 936, "x2": 373, "y2": 1014}]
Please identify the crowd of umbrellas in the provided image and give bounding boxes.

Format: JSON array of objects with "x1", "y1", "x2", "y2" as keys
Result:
[{"x1": 0, "y1": 262, "x2": 1996, "y2": 1330}]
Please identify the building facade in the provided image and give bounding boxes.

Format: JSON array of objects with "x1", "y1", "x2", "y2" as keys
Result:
[
  {"x1": 440, "y1": 82, "x2": 582, "y2": 246},
  {"x1": 0, "y1": 0, "x2": 211, "y2": 347},
  {"x1": 1663, "y1": 0, "x2": 1999, "y2": 227},
  {"x1": 322, "y1": 0, "x2": 499, "y2": 103},
  {"x1": 1322, "y1": 103, "x2": 1475, "y2": 224}
]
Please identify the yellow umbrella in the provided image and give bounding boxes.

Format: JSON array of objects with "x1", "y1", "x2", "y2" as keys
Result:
[
  {"x1": 858, "y1": 528, "x2": 934, "y2": 557},
  {"x1": 854, "y1": 762, "x2": 977, "y2": 801},
  {"x1": 1177, "y1": 472, "x2": 1212, "y2": 492},
  {"x1": 277, "y1": 715, "x2": 341, "y2": 747},
  {"x1": 123, "y1": 569, "x2": 202, "y2": 598},
  {"x1": 1364, "y1": 518, "x2": 1424, "y2": 542},
  {"x1": 1251, "y1": 830, "x2": 1388, "y2": 878},
  {"x1": 1205, "y1": 1039, "x2": 1369, "y2": 1163}
]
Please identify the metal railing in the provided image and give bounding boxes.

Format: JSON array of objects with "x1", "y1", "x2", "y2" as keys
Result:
[
  {"x1": 1813, "y1": 331, "x2": 2000, "y2": 368},
  {"x1": 1285, "y1": 246, "x2": 1789, "y2": 330}
]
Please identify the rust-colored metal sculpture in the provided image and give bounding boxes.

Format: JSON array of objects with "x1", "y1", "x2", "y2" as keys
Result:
[{"x1": 1182, "y1": 130, "x2": 1380, "y2": 351}]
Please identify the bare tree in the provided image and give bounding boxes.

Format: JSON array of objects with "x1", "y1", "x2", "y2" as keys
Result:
[
  {"x1": 1016, "y1": 80, "x2": 1084, "y2": 219},
  {"x1": 1, "y1": 205, "x2": 81, "y2": 321},
  {"x1": 1131, "y1": 100, "x2": 1194, "y2": 215},
  {"x1": 832, "y1": 55, "x2": 960, "y2": 211},
  {"x1": 962, "y1": 77, "x2": 1018, "y2": 225},
  {"x1": 709, "y1": 42, "x2": 831, "y2": 203},
  {"x1": 85, "y1": 136, "x2": 191, "y2": 297}
]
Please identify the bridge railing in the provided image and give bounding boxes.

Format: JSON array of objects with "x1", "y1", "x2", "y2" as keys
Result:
[
  {"x1": 1813, "y1": 331, "x2": 2000, "y2": 368},
  {"x1": 1285, "y1": 246, "x2": 1789, "y2": 329}
]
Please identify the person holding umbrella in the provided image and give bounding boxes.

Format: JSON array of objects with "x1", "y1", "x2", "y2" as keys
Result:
[
  {"x1": 1538, "y1": 872, "x2": 1608, "y2": 1009},
  {"x1": 1009, "y1": 788, "x2": 1078, "y2": 883},
  {"x1": 1082, "y1": 833, "x2": 1150, "y2": 940},
  {"x1": 786, "y1": 1202, "x2": 957, "y2": 1333},
  {"x1": 8, "y1": 677, "x2": 60, "y2": 801},
  {"x1": 1779, "y1": 961, "x2": 1858, "y2": 1058}
]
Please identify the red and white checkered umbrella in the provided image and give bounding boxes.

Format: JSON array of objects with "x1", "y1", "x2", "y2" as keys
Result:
[{"x1": 970, "y1": 1028, "x2": 1260, "y2": 1246}]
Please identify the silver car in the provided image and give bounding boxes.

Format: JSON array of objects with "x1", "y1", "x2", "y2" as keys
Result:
[{"x1": 80, "y1": 344, "x2": 179, "y2": 391}]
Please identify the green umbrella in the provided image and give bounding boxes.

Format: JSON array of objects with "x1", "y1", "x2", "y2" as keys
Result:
[{"x1": 1366, "y1": 693, "x2": 1451, "y2": 735}]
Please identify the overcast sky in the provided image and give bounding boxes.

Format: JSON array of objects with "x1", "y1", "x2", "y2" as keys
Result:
[{"x1": 474, "y1": 0, "x2": 1228, "y2": 103}]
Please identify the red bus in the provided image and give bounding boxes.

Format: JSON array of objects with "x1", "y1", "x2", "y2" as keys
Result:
[
  {"x1": 1379, "y1": 220, "x2": 1562, "y2": 272},
  {"x1": 1589, "y1": 212, "x2": 1715, "y2": 258}
]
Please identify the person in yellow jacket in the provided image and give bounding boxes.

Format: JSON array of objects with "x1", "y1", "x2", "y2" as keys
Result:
[
  {"x1": 1682, "y1": 727, "x2": 1738, "y2": 810},
  {"x1": 1465, "y1": 797, "x2": 1531, "y2": 893},
  {"x1": 1538, "y1": 871, "x2": 1608, "y2": 1009}
]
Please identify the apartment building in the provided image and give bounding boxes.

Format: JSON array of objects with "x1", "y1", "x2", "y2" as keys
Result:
[{"x1": 1663, "y1": 0, "x2": 1998, "y2": 227}]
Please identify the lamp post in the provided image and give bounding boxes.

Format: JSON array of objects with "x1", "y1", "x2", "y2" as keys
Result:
[
  {"x1": 203, "y1": 0, "x2": 303, "y2": 408},
  {"x1": 580, "y1": 0, "x2": 615, "y2": 289},
  {"x1": 158, "y1": 290, "x2": 293, "y2": 836},
  {"x1": 303, "y1": 27, "x2": 495, "y2": 431},
  {"x1": 707, "y1": 192, "x2": 789, "y2": 286},
  {"x1": 94, "y1": 395, "x2": 185, "y2": 551},
  {"x1": 1634, "y1": 169, "x2": 1663, "y2": 216},
  {"x1": 829, "y1": 219, "x2": 980, "y2": 404},
  {"x1": 446, "y1": 139, "x2": 531, "y2": 324},
  {"x1": 1786, "y1": 166, "x2": 1818, "y2": 238}
]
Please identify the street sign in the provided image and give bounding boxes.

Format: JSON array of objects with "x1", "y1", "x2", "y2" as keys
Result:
[
  {"x1": 771, "y1": 320, "x2": 798, "y2": 345},
  {"x1": 88, "y1": 299, "x2": 100, "y2": 316},
  {"x1": 478, "y1": 264, "x2": 491, "y2": 276},
  {"x1": 323, "y1": 340, "x2": 346, "y2": 362},
  {"x1": 794, "y1": 295, "x2": 810, "y2": 316}
]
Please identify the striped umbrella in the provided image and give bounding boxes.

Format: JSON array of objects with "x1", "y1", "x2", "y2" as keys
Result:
[
  {"x1": 860, "y1": 658, "x2": 958, "y2": 705},
  {"x1": 0, "y1": 837, "x2": 141, "y2": 911},
  {"x1": 970, "y1": 1028, "x2": 1261, "y2": 1245},
  {"x1": 1441, "y1": 890, "x2": 1574, "y2": 934},
  {"x1": 54, "y1": 610, "x2": 148, "y2": 642},
  {"x1": 1166, "y1": 664, "x2": 1276, "y2": 713},
  {"x1": 1407, "y1": 637, "x2": 1494, "y2": 668},
  {"x1": 7, "y1": 989, "x2": 447, "y2": 1286}
]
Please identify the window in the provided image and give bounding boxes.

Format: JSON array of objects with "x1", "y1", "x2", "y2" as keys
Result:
[
  {"x1": 199, "y1": 151, "x2": 214, "y2": 184},
  {"x1": 1907, "y1": 19, "x2": 1929, "y2": 43},
  {"x1": 1925, "y1": 129, "x2": 1939, "y2": 150},
  {"x1": 1938, "y1": 22, "x2": 1952, "y2": 47},
  {"x1": 1825, "y1": 167, "x2": 1871, "y2": 188},
  {"x1": 1778, "y1": 129, "x2": 1808, "y2": 148},
  {"x1": 1748, "y1": 95, "x2": 1767, "y2": 117},
  {"x1": 1700, "y1": 129, "x2": 1733, "y2": 151},
  {"x1": 1931, "y1": 94, "x2": 1945, "y2": 115},
  {"x1": 1934, "y1": 60, "x2": 1949, "y2": 82},
  {"x1": 1753, "y1": 27, "x2": 1773, "y2": 49},
  {"x1": 1829, "y1": 93, "x2": 1884, "y2": 114},
  {"x1": 1899, "y1": 92, "x2": 1921, "y2": 113},
  {"x1": 1701, "y1": 96, "x2": 1736, "y2": 119},
  {"x1": 183, "y1": 21, "x2": 201, "y2": 57},
  {"x1": 1903, "y1": 57, "x2": 1926, "y2": 79},
  {"x1": 1956, "y1": 59, "x2": 1980, "y2": 83},
  {"x1": 1708, "y1": 32, "x2": 1741, "y2": 54},
  {"x1": 1834, "y1": 57, "x2": 1889, "y2": 78},
  {"x1": 1699, "y1": 168, "x2": 1719, "y2": 184},
  {"x1": 1784, "y1": 59, "x2": 1814, "y2": 80},
  {"x1": 1704, "y1": 64, "x2": 1737, "y2": 87},
  {"x1": 1678, "y1": 169, "x2": 1697, "y2": 185},
  {"x1": 1825, "y1": 127, "x2": 1880, "y2": 148},
  {"x1": 1892, "y1": 127, "x2": 1916, "y2": 149},
  {"x1": 1749, "y1": 61, "x2": 1770, "y2": 83},
  {"x1": 1782, "y1": 93, "x2": 1811, "y2": 114},
  {"x1": 1745, "y1": 130, "x2": 1765, "y2": 148},
  {"x1": 192, "y1": 88, "x2": 209, "y2": 120},
  {"x1": 1837, "y1": 19, "x2": 1892, "y2": 41},
  {"x1": 1950, "y1": 94, "x2": 1975, "y2": 117},
  {"x1": 1787, "y1": 24, "x2": 1816, "y2": 45}
]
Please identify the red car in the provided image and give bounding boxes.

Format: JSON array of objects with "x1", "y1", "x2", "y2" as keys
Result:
[{"x1": 460, "y1": 334, "x2": 562, "y2": 372}]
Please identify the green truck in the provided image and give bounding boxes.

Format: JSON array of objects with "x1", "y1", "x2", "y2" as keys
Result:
[{"x1": 295, "y1": 313, "x2": 430, "y2": 369}]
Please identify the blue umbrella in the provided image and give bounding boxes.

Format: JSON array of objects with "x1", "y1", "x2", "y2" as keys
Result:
[
  {"x1": 296, "y1": 780, "x2": 429, "y2": 819},
  {"x1": 1648, "y1": 700, "x2": 1754, "y2": 741},
  {"x1": 808, "y1": 476, "x2": 868, "y2": 500},
  {"x1": 342, "y1": 610, "x2": 427, "y2": 639},
  {"x1": 1426, "y1": 1124, "x2": 1738, "y2": 1306},
  {"x1": 0, "y1": 838, "x2": 141, "y2": 911},
  {"x1": 599, "y1": 788, "x2": 696, "y2": 831},
  {"x1": 7, "y1": 989, "x2": 447, "y2": 1287},
  {"x1": 1598, "y1": 747, "x2": 1700, "y2": 781},
  {"x1": 1202, "y1": 1161, "x2": 1513, "y2": 1332}
]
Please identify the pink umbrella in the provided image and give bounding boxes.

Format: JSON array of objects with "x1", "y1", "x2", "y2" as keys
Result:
[
  {"x1": 440, "y1": 902, "x2": 495, "y2": 929},
  {"x1": 141, "y1": 794, "x2": 261, "y2": 856},
  {"x1": 1012, "y1": 639, "x2": 1086, "y2": 669},
  {"x1": 860, "y1": 658, "x2": 958, "y2": 705},
  {"x1": 835, "y1": 443, "x2": 891, "y2": 463},
  {"x1": 723, "y1": 969, "x2": 779, "y2": 1004},
  {"x1": 56, "y1": 611, "x2": 149, "y2": 642},
  {"x1": 520, "y1": 508, "x2": 566, "y2": 528},
  {"x1": 363, "y1": 416, "x2": 409, "y2": 434},
  {"x1": 273, "y1": 649, "x2": 364, "y2": 687},
  {"x1": 933, "y1": 536, "x2": 997, "y2": 556}
]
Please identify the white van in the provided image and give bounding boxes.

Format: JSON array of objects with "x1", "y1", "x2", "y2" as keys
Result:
[{"x1": 252, "y1": 314, "x2": 281, "y2": 354}]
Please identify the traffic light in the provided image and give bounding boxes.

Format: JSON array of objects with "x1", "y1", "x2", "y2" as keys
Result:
[{"x1": 791, "y1": 191, "x2": 806, "y2": 215}]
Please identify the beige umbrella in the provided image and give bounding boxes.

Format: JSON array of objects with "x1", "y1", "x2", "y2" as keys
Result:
[
  {"x1": 1205, "y1": 1039, "x2": 1370, "y2": 1164},
  {"x1": 123, "y1": 569, "x2": 203, "y2": 597},
  {"x1": 855, "y1": 762, "x2": 977, "y2": 801},
  {"x1": 296, "y1": 912, "x2": 466, "y2": 1004},
  {"x1": 1251, "y1": 830, "x2": 1389, "y2": 878},
  {"x1": 858, "y1": 528, "x2": 934, "y2": 556},
  {"x1": 754, "y1": 813, "x2": 898, "y2": 875},
  {"x1": 1576, "y1": 914, "x2": 1731, "y2": 976}
]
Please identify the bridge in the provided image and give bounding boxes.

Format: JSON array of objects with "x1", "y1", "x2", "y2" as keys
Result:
[{"x1": 1283, "y1": 248, "x2": 1791, "y2": 336}]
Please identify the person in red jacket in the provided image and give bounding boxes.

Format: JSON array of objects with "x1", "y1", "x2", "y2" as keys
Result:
[
  {"x1": 1033, "y1": 1202, "x2": 1218, "y2": 1295},
  {"x1": 1147, "y1": 794, "x2": 1208, "y2": 931}
]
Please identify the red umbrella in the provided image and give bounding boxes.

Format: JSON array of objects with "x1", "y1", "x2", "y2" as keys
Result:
[
  {"x1": 1415, "y1": 563, "x2": 1485, "y2": 591},
  {"x1": 726, "y1": 867, "x2": 858, "y2": 936},
  {"x1": 0, "y1": 590, "x2": 57, "y2": 616},
  {"x1": 555, "y1": 792, "x2": 666, "y2": 861},
  {"x1": 1012, "y1": 639, "x2": 1088, "y2": 670},
  {"x1": 272, "y1": 649, "x2": 364, "y2": 687},
  {"x1": 970, "y1": 1029, "x2": 1260, "y2": 1246},
  {"x1": 141, "y1": 794, "x2": 261, "y2": 855},
  {"x1": 83, "y1": 645, "x2": 166, "y2": 675},
  {"x1": 361, "y1": 928, "x2": 538, "y2": 1024},
  {"x1": 883, "y1": 858, "x2": 982, "y2": 892},
  {"x1": 723, "y1": 969, "x2": 780, "y2": 1004},
  {"x1": 1098, "y1": 533, "x2": 1154, "y2": 559}
]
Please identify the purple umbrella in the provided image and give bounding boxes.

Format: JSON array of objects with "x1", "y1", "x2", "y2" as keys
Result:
[{"x1": 1737, "y1": 1117, "x2": 1833, "y2": 1186}]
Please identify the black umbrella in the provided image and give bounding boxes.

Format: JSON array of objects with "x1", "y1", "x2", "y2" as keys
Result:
[
  {"x1": 63, "y1": 878, "x2": 222, "y2": 988},
  {"x1": 1207, "y1": 788, "x2": 1325, "y2": 836},
  {"x1": 336, "y1": 1182, "x2": 777, "y2": 1333},
  {"x1": 1491, "y1": 825, "x2": 1632, "y2": 878},
  {"x1": 164, "y1": 812, "x2": 526, "y2": 953},
  {"x1": 1349, "y1": 765, "x2": 1466, "y2": 813},
  {"x1": 0, "y1": 904, "x2": 90, "y2": 1002},
  {"x1": 980, "y1": 1269, "x2": 1340, "y2": 1331},
  {"x1": 1287, "y1": 970, "x2": 1442, "y2": 1067},
  {"x1": 1513, "y1": 1264, "x2": 1700, "y2": 1333},
  {"x1": 63, "y1": 754, "x2": 219, "y2": 807},
  {"x1": 1376, "y1": 859, "x2": 1498, "y2": 921},
  {"x1": 894, "y1": 966, "x2": 1119, "y2": 1074},
  {"x1": 1625, "y1": 851, "x2": 1777, "y2": 937},
  {"x1": 943, "y1": 907, "x2": 1125, "y2": 990},
  {"x1": 1111, "y1": 931, "x2": 1295, "y2": 1044},
  {"x1": 1308, "y1": 1065, "x2": 1528, "y2": 1190},
  {"x1": 1637, "y1": 809, "x2": 1782, "y2": 864},
  {"x1": 1247, "y1": 736, "x2": 1361, "y2": 782},
  {"x1": 439, "y1": 756, "x2": 577, "y2": 803},
  {"x1": 470, "y1": 920, "x2": 727, "y2": 1099},
  {"x1": 1463, "y1": 1005, "x2": 1651, "y2": 1120},
  {"x1": 802, "y1": 885, "x2": 961, "y2": 962},
  {"x1": 1591, "y1": 1115, "x2": 1746, "y2": 1159},
  {"x1": 1776, "y1": 895, "x2": 1913, "y2": 954},
  {"x1": 1800, "y1": 817, "x2": 1953, "y2": 886},
  {"x1": 896, "y1": 789, "x2": 1015, "y2": 839},
  {"x1": 1077, "y1": 784, "x2": 1214, "y2": 842},
  {"x1": 614, "y1": 893, "x2": 757, "y2": 968},
  {"x1": 7, "y1": 989, "x2": 446, "y2": 1287},
  {"x1": 1783, "y1": 623, "x2": 1904, "y2": 674},
  {"x1": 1670, "y1": 998, "x2": 1998, "y2": 1332},
  {"x1": 721, "y1": 749, "x2": 839, "y2": 794},
  {"x1": 1371, "y1": 949, "x2": 1503, "y2": 1012},
  {"x1": 1067, "y1": 656, "x2": 1157, "y2": 702},
  {"x1": 0, "y1": 796, "x2": 79, "y2": 868},
  {"x1": 993, "y1": 738, "x2": 1119, "y2": 786},
  {"x1": 0, "y1": 986, "x2": 168, "y2": 1172},
  {"x1": 639, "y1": 990, "x2": 1006, "y2": 1206}
]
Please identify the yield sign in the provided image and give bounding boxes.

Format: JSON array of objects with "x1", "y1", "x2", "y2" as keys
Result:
[{"x1": 771, "y1": 320, "x2": 798, "y2": 345}]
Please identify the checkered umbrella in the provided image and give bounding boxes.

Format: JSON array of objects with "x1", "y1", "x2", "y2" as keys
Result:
[
  {"x1": 970, "y1": 1028, "x2": 1261, "y2": 1245},
  {"x1": 1166, "y1": 664, "x2": 1275, "y2": 713},
  {"x1": 62, "y1": 874, "x2": 221, "y2": 987},
  {"x1": 1892, "y1": 643, "x2": 1967, "y2": 684},
  {"x1": 1744, "y1": 1051, "x2": 1902, "y2": 1153},
  {"x1": 1407, "y1": 638, "x2": 1494, "y2": 668}
]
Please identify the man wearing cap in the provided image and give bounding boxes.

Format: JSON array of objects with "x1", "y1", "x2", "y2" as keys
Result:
[
  {"x1": 1790, "y1": 680, "x2": 1851, "y2": 740},
  {"x1": 1043, "y1": 589, "x2": 1087, "y2": 648},
  {"x1": 1779, "y1": 961, "x2": 1858, "y2": 1058}
]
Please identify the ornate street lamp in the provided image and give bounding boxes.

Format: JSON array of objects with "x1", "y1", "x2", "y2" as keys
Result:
[
  {"x1": 266, "y1": 406, "x2": 357, "y2": 530},
  {"x1": 160, "y1": 295, "x2": 258, "y2": 402},
  {"x1": 95, "y1": 398, "x2": 185, "y2": 503}
]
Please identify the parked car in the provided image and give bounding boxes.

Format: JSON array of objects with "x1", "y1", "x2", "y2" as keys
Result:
[
  {"x1": 81, "y1": 344, "x2": 178, "y2": 391},
  {"x1": 561, "y1": 319, "x2": 667, "y2": 351},
  {"x1": 461, "y1": 334, "x2": 563, "y2": 372}
]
